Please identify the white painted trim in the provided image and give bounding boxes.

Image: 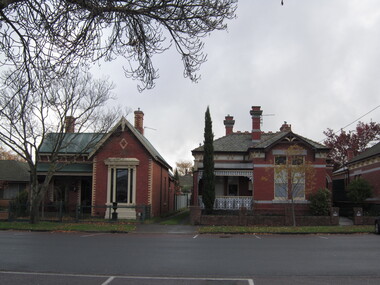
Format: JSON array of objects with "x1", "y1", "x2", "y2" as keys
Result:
[
  {"x1": 272, "y1": 149, "x2": 307, "y2": 155},
  {"x1": 253, "y1": 164, "x2": 274, "y2": 168},
  {"x1": 104, "y1": 158, "x2": 139, "y2": 166}
]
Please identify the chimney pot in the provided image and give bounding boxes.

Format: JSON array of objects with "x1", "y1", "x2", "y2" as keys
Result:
[
  {"x1": 280, "y1": 121, "x2": 292, "y2": 132},
  {"x1": 250, "y1": 106, "x2": 262, "y2": 142},
  {"x1": 134, "y1": 108, "x2": 144, "y2": 135},
  {"x1": 223, "y1": 114, "x2": 235, "y2": 136}
]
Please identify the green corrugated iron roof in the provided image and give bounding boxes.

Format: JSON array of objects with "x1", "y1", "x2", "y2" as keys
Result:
[
  {"x1": 39, "y1": 133, "x2": 104, "y2": 154},
  {"x1": 0, "y1": 160, "x2": 30, "y2": 181}
]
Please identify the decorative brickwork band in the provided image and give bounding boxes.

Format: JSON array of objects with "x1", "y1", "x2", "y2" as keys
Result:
[
  {"x1": 91, "y1": 156, "x2": 97, "y2": 216},
  {"x1": 148, "y1": 159, "x2": 153, "y2": 205}
]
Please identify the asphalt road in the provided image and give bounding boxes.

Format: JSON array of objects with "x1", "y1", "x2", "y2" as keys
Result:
[{"x1": 0, "y1": 230, "x2": 379, "y2": 284}]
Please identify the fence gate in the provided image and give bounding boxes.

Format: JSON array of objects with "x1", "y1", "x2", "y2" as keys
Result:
[{"x1": 175, "y1": 194, "x2": 189, "y2": 211}]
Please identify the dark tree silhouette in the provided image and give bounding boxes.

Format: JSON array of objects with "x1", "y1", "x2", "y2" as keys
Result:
[
  {"x1": 0, "y1": 0, "x2": 237, "y2": 91},
  {"x1": 324, "y1": 121, "x2": 380, "y2": 168},
  {"x1": 202, "y1": 106, "x2": 215, "y2": 213}
]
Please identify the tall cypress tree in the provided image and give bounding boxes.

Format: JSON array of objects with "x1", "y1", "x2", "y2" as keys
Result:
[{"x1": 202, "y1": 106, "x2": 215, "y2": 213}]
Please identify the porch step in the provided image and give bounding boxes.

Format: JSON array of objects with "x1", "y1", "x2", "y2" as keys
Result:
[{"x1": 106, "y1": 208, "x2": 136, "y2": 220}]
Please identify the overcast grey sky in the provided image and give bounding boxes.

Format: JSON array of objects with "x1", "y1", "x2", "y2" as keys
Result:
[{"x1": 93, "y1": 0, "x2": 380, "y2": 169}]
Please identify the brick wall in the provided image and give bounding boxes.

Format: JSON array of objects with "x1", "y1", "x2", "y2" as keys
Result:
[{"x1": 190, "y1": 206, "x2": 339, "y2": 226}]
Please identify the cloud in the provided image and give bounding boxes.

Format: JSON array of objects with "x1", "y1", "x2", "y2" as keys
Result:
[{"x1": 92, "y1": 0, "x2": 380, "y2": 168}]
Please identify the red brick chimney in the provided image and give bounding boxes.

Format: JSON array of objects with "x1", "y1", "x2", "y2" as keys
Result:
[
  {"x1": 280, "y1": 121, "x2": 292, "y2": 132},
  {"x1": 64, "y1": 116, "x2": 75, "y2": 133},
  {"x1": 250, "y1": 106, "x2": 262, "y2": 142},
  {"x1": 224, "y1": 115, "x2": 235, "y2": 136},
  {"x1": 347, "y1": 148, "x2": 354, "y2": 161},
  {"x1": 134, "y1": 108, "x2": 144, "y2": 135}
]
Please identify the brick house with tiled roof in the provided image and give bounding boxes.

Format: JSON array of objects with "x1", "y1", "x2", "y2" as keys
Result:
[
  {"x1": 333, "y1": 142, "x2": 380, "y2": 205},
  {"x1": 192, "y1": 106, "x2": 332, "y2": 214},
  {"x1": 37, "y1": 110, "x2": 174, "y2": 219}
]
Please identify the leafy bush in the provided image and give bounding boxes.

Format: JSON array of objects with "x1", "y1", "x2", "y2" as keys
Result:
[
  {"x1": 14, "y1": 190, "x2": 29, "y2": 205},
  {"x1": 309, "y1": 188, "x2": 331, "y2": 216},
  {"x1": 347, "y1": 178, "x2": 372, "y2": 204},
  {"x1": 10, "y1": 190, "x2": 29, "y2": 217}
]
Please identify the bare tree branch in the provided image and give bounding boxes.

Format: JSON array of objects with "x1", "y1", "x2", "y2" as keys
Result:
[
  {"x1": 0, "y1": 0, "x2": 237, "y2": 91},
  {"x1": 0, "y1": 67, "x2": 123, "y2": 222}
]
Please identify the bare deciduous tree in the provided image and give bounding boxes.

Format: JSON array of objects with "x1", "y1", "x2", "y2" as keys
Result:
[
  {"x1": 0, "y1": 67, "x2": 123, "y2": 223},
  {"x1": 271, "y1": 145, "x2": 316, "y2": 226},
  {"x1": 0, "y1": 0, "x2": 237, "y2": 91},
  {"x1": 175, "y1": 160, "x2": 193, "y2": 176}
]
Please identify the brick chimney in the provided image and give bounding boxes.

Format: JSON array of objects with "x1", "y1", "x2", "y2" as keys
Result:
[
  {"x1": 347, "y1": 148, "x2": 354, "y2": 161},
  {"x1": 64, "y1": 116, "x2": 75, "y2": 133},
  {"x1": 134, "y1": 108, "x2": 144, "y2": 135},
  {"x1": 250, "y1": 106, "x2": 262, "y2": 142},
  {"x1": 224, "y1": 115, "x2": 235, "y2": 136},
  {"x1": 280, "y1": 121, "x2": 292, "y2": 132}
]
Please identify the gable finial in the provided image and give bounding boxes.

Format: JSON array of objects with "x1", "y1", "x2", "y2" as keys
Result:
[{"x1": 121, "y1": 117, "x2": 126, "y2": 132}]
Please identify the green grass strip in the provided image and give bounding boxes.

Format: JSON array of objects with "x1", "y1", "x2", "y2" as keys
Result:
[
  {"x1": 0, "y1": 221, "x2": 136, "y2": 233},
  {"x1": 199, "y1": 225, "x2": 375, "y2": 234}
]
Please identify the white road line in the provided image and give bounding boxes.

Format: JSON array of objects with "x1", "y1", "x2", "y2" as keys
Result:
[
  {"x1": 254, "y1": 235, "x2": 261, "y2": 239},
  {"x1": 193, "y1": 234, "x2": 199, "y2": 239},
  {"x1": 319, "y1": 236, "x2": 328, "y2": 239},
  {"x1": 101, "y1": 276, "x2": 115, "y2": 285},
  {"x1": 80, "y1": 233, "x2": 106, "y2": 238},
  {"x1": 0, "y1": 271, "x2": 255, "y2": 283}
]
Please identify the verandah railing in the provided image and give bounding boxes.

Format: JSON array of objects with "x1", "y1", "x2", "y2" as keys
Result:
[{"x1": 198, "y1": 196, "x2": 253, "y2": 210}]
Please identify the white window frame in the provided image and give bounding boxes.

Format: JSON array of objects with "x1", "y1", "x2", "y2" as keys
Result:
[{"x1": 105, "y1": 158, "x2": 139, "y2": 206}]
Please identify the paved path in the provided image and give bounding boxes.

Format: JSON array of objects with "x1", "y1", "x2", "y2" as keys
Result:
[{"x1": 339, "y1": 216, "x2": 354, "y2": 225}]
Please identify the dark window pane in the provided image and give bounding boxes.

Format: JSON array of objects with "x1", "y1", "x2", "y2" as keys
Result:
[
  {"x1": 111, "y1": 168, "x2": 114, "y2": 202},
  {"x1": 292, "y1": 156, "x2": 304, "y2": 165},
  {"x1": 116, "y1": 169, "x2": 128, "y2": 203},
  {"x1": 275, "y1": 156, "x2": 286, "y2": 165},
  {"x1": 129, "y1": 169, "x2": 133, "y2": 204}
]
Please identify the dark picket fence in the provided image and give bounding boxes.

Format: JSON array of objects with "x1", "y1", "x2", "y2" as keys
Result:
[{"x1": 6, "y1": 201, "x2": 151, "y2": 222}]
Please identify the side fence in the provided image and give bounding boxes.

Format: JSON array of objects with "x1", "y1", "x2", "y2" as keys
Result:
[{"x1": 175, "y1": 194, "x2": 190, "y2": 211}]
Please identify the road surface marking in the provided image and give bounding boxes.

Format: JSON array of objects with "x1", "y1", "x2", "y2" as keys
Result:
[
  {"x1": 193, "y1": 234, "x2": 199, "y2": 239},
  {"x1": 101, "y1": 276, "x2": 114, "y2": 285},
  {"x1": 80, "y1": 233, "x2": 106, "y2": 238},
  {"x1": 254, "y1": 235, "x2": 261, "y2": 239},
  {"x1": 319, "y1": 236, "x2": 328, "y2": 239},
  {"x1": 0, "y1": 270, "x2": 255, "y2": 284}
]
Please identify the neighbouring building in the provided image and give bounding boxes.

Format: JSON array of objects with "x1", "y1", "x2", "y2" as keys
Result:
[
  {"x1": 0, "y1": 160, "x2": 30, "y2": 207},
  {"x1": 37, "y1": 109, "x2": 174, "y2": 219},
  {"x1": 333, "y1": 142, "x2": 380, "y2": 205},
  {"x1": 192, "y1": 106, "x2": 332, "y2": 214}
]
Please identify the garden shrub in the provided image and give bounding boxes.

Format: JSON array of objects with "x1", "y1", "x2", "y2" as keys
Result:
[
  {"x1": 347, "y1": 178, "x2": 372, "y2": 204},
  {"x1": 11, "y1": 190, "x2": 29, "y2": 217},
  {"x1": 309, "y1": 188, "x2": 331, "y2": 216}
]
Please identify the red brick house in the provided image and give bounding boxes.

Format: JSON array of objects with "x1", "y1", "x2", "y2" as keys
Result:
[
  {"x1": 333, "y1": 142, "x2": 380, "y2": 205},
  {"x1": 192, "y1": 106, "x2": 332, "y2": 214},
  {"x1": 37, "y1": 109, "x2": 174, "y2": 219}
]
